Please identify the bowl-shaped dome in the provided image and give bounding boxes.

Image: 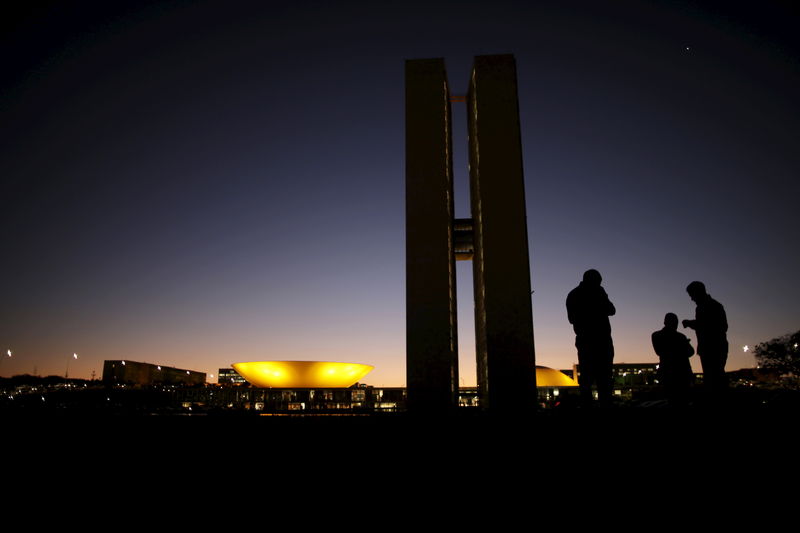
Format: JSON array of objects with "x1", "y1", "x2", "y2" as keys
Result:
[
  {"x1": 232, "y1": 361, "x2": 374, "y2": 388},
  {"x1": 536, "y1": 366, "x2": 578, "y2": 387}
]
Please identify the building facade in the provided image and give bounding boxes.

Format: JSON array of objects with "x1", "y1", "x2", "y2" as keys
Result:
[
  {"x1": 406, "y1": 55, "x2": 537, "y2": 411},
  {"x1": 102, "y1": 360, "x2": 206, "y2": 386},
  {"x1": 218, "y1": 368, "x2": 247, "y2": 385}
]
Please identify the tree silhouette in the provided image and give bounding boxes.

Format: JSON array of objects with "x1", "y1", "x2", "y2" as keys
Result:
[{"x1": 754, "y1": 330, "x2": 800, "y2": 377}]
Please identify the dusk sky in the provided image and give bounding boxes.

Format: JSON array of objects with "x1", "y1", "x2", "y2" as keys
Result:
[{"x1": 2, "y1": 0, "x2": 798, "y2": 385}]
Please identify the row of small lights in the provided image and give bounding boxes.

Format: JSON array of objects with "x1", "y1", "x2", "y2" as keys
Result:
[
  {"x1": 4, "y1": 350, "x2": 78, "y2": 361},
  {"x1": 116, "y1": 360, "x2": 212, "y2": 377},
  {"x1": 3, "y1": 350, "x2": 215, "y2": 380}
]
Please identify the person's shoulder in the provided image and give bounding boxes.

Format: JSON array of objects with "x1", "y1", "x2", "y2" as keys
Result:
[
  {"x1": 652, "y1": 328, "x2": 668, "y2": 341},
  {"x1": 706, "y1": 296, "x2": 726, "y2": 312},
  {"x1": 566, "y1": 285, "x2": 581, "y2": 299}
]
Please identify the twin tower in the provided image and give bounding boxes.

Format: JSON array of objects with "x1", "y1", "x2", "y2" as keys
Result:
[{"x1": 406, "y1": 55, "x2": 537, "y2": 411}]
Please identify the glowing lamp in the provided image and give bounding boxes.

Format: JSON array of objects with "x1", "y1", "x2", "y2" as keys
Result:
[{"x1": 232, "y1": 361, "x2": 374, "y2": 388}]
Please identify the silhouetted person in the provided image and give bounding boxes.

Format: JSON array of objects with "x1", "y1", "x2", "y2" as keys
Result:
[
  {"x1": 652, "y1": 313, "x2": 695, "y2": 407},
  {"x1": 567, "y1": 269, "x2": 616, "y2": 407},
  {"x1": 682, "y1": 281, "x2": 728, "y2": 396}
]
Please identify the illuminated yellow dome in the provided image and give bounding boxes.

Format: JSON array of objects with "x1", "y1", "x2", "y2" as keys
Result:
[
  {"x1": 536, "y1": 366, "x2": 577, "y2": 387},
  {"x1": 232, "y1": 361, "x2": 374, "y2": 388}
]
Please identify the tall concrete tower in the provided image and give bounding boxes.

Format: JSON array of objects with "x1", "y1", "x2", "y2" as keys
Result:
[{"x1": 405, "y1": 55, "x2": 537, "y2": 411}]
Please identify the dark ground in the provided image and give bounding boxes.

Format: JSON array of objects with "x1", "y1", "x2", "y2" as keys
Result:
[
  {"x1": 3, "y1": 397, "x2": 796, "y2": 519},
  {"x1": 5, "y1": 392, "x2": 794, "y2": 461}
]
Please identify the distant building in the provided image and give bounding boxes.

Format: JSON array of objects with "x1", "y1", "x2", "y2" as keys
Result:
[
  {"x1": 566, "y1": 362, "x2": 661, "y2": 402},
  {"x1": 102, "y1": 360, "x2": 205, "y2": 386},
  {"x1": 218, "y1": 368, "x2": 247, "y2": 385},
  {"x1": 175, "y1": 385, "x2": 406, "y2": 413},
  {"x1": 202, "y1": 366, "x2": 575, "y2": 412},
  {"x1": 568, "y1": 362, "x2": 658, "y2": 388},
  {"x1": 610, "y1": 363, "x2": 660, "y2": 389}
]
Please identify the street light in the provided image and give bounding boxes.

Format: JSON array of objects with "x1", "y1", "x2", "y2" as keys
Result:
[{"x1": 66, "y1": 352, "x2": 78, "y2": 379}]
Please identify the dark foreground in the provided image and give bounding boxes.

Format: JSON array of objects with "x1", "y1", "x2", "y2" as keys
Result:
[
  {"x1": 3, "y1": 399, "x2": 797, "y2": 518},
  {"x1": 5, "y1": 398, "x2": 795, "y2": 460}
]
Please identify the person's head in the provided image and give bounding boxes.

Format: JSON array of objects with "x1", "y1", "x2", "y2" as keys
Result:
[
  {"x1": 686, "y1": 281, "x2": 707, "y2": 302},
  {"x1": 582, "y1": 269, "x2": 602, "y2": 286},
  {"x1": 664, "y1": 312, "x2": 678, "y2": 330}
]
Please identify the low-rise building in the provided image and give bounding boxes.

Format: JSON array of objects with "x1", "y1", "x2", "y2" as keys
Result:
[{"x1": 102, "y1": 360, "x2": 205, "y2": 386}]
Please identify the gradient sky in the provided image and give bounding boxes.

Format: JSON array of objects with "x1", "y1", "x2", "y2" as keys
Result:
[{"x1": 2, "y1": 0, "x2": 798, "y2": 385}]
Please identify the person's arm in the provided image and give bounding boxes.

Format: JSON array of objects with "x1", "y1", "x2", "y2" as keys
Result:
[
  {"x1": 651, "y1": 332, "x2": 661, "y2": 357},
  {"x1": 602, "y1": 288, "x2": 615, "y2": 316},
  {"x1": 683, "y1": 308, "x2": 698, "y2": 330},
  {"x1": 683, "y1": 335, "x2": 695, "y2": 357},
  {"x1": 566, "y1": 292, "x2": 576, "y2": 325}
]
